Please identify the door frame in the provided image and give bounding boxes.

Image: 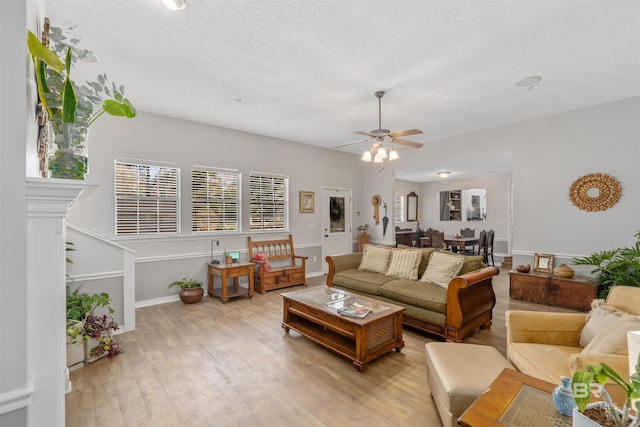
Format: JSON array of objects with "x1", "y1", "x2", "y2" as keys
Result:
[{"x1": 321, "y1": 186, "x2": 352, "y2": 274}]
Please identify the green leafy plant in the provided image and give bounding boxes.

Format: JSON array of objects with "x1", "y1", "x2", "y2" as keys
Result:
[
  {"x1": 66, "y1": 286, "x2": 121, "y2": 357},
  {"x1": 574, "y1": 231, "x2": 640, "y2": 298},
  {"x1": 168, "y1": 277, "x2": 202, "y2": 290},
  {"x1": 27, "y1": 27, "x2": 136, "y2": 143},
  {"x1": 572, "y1": 353, "x2": 640, "y2": 427}
]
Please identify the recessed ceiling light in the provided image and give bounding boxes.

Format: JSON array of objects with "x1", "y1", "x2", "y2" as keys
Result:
[
  {"x1": 515, "y1": 75, "x2": 542, "y2": 90},
  {"x1": 159, "y1": 0, "x2": 186, "y2": 11},
  {"x1": 437, "y1": 171, "x2": 451, "y2": 178}
]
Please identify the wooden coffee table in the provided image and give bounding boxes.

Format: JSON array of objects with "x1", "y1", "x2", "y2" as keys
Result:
[{"x1": 281, "y1": 286, "x2": 405, "y2": 372}]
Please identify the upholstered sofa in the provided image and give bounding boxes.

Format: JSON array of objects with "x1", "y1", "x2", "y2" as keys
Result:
[
  {"x1": 506, "y1": 285, "x2": 640, "y2": 384},
  {"x1": 326, "y1": 245, "x2": 499, "y2": 342}
]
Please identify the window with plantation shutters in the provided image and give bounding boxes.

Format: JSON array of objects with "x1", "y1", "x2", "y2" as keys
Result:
[
  {"x1": 249, "y1": 172, "x2": 288, "y2": 231},
  {"x1": 192, "y1": 167, "x2": 240, "y2": 232},
  {"x1": 395, "y1": 194, "x2": 405, "y2": 223},
  {"x1": 114, "y1": 160, "x2": 179, "y2": 236}
]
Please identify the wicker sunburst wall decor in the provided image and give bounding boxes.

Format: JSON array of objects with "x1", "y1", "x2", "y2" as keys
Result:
[{"x1": 569, "y1": 173, "x2": 621, "y2": 212}]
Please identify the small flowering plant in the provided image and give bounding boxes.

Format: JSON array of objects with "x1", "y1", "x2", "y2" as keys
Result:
[
  {"x1": 84, "y1": 314, "x2": 122, "y2": 359},
  {"x1": 66, "y1": 286, "x2": 122, "y2": 359}
]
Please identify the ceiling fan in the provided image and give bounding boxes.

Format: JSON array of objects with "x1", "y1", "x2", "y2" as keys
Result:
[{"x1": 336, "y1": 91, "x2": 424, "y2": 155}]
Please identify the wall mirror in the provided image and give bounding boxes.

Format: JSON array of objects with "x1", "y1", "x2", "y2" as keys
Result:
[
  {"x1": 406, "y1": 192, "x2": 418, "y2": 222},
  {"x1": 439, "y1": 188, "x2": 486, "y2": 221}
]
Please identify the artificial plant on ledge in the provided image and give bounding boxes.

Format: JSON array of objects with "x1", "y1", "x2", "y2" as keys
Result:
[{"x1": 27, "y1": 18, "x2": 136, "y2": 179}]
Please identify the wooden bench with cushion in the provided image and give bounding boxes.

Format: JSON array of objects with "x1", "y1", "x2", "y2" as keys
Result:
[{"x1": 248, "y1": 234, "x2": 307, "y2": 293}]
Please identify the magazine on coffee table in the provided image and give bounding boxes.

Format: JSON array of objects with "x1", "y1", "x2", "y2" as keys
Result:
[{"x1": 327, "y1": 298, "x2": 388, "y2": 318}]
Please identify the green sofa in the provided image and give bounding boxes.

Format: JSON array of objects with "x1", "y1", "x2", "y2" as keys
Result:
[{"x1": 326, "y1": 246, "x2": 499, "y2": 342}]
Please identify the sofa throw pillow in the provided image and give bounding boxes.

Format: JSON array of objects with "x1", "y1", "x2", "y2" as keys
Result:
[
  {"x1": 358, "y1": 245, "x2": 392, "y2": 274},
  {"x1": 419, "y1": 251, "x2": 465, "y2": 288},
  {"x1": 581, "y1": 310, "x2": 640, "y2": 355},
  {"x1": 385, "y1": 248, "x2": 422, "y2": 280},
  {"x1": 397, "y1": 244, "x2": 436, "y2": 277},
  {"x1": 579, "y1": 299, "x2": 622, "y2": 347}
]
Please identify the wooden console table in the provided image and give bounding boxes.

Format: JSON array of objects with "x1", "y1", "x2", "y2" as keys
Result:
[
  {"x1": 207, "y1": 262, "x2": 254, "y2": 303},
  {"x1": 509, "y1": 270, "x2": 596, "y2": 311}
]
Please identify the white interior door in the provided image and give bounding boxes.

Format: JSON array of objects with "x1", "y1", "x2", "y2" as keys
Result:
[{"x1": 322, "y1": 188, "x2": 352, "y2": 274}]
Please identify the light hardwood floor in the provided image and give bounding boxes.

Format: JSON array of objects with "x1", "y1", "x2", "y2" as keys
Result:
[{"x1": 66, "y1": 268, "x2": 575, "y2": 427}]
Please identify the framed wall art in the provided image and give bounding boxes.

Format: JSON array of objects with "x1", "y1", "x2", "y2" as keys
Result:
[
  {"x1": 299, "y1": 191, "x2": 314, "y2": 213},
  {"x1": 533, "y1": 253, "x2": 554, "y2": 273}
]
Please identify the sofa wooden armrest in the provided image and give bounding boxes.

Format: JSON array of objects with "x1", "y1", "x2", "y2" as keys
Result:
[
  {"x1": 325, "y1": 252, "x2": 362, "y2": 287},
  {"x1": 445, "y1": 266, "x2": 499, "y2": 342},
  {"x1": 506, "y1": 310, "x2": 587, "y2": 347},
  {"x1": 247, "y1": 234, "x2": 306, "y2": 293}
]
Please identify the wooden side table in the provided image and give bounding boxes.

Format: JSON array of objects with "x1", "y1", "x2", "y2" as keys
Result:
[
  {"x1": 207, "y1": 262, "x2": 254, "y2": 303},
  {"x1": 357, "y1": 233, "x2": 370, "y2": 252}
]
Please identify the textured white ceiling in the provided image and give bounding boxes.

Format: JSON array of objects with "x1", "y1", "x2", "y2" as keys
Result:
[{"x1": 46, "y1": 0, "x2": 640, "y2": 181}]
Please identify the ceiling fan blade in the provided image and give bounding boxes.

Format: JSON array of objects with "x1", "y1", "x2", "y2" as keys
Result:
[
  {"x1": 388, "y1": 129, "x2": 423, "y2": 138},
  {"x1": 392, "y1": 138, "x2": 424, "y2": 149},
  {"x1": 334, "y1": 138, "x2": 370, "y2": 149},
  {"x1": 354, "y1": 130, "x2": 377, "y2": 137}
]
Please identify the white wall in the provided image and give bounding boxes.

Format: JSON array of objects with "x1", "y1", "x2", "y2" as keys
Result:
[
  {"x1": 375, "y1": 97, "x2": 639, "y2": 271},
  {"x1": 67, "y1": 112, "x2": 364, "y2": 303},
  {"x1": 0, "y1": 1, "x2": 29, "y2": 425}
]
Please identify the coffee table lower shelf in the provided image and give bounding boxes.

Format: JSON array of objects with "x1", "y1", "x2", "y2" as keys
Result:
[{"x1": 281, "y1": 291, "x2": 404, "y2": 372}]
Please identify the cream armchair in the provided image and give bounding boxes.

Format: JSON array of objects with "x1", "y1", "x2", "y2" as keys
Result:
[{"x1": 506, "y1": 285, "x2": 640, "y2": 384}]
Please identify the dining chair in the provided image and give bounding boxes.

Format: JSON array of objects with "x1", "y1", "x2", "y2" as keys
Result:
[
  {"x1": 430, "y1": 231, "x2": 446, "y2": 251},
  {"x1": 485, "y1": 229, "x2": 495, "y2": 266},
  {"x1": 460, "y1": 228, "x2": 475, "y2": 237},
  {"x1": 475, "y1": 230, "x2": 487, "y2": 263},
  {"x1": 460, "y1": 228, "x2": 475, "y2": 253},
  {"x1": 423, "y1": 228, "x2": 437, "y2": 248}
]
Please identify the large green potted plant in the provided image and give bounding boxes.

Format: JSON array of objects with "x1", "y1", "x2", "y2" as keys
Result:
[
  {"x1": 27, "y1": 21, "x2": 136, "y2": 179},
  {"x1": 574, "y1": 231, "x2": 640, "y2": 299},
  {"x1": 168, "y1": 277, "x2": 204, "y2": 304}
]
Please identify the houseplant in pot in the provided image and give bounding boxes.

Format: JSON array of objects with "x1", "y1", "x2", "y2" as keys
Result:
[
  {"x1": 168, "y1": 277, "x2": 204, "y2": 304},
  {"x1": 66, "y1": 286, "x2": 121, "y2": 365},
  {"x1": 572, "y1": 353, "x2": 640, "y2": 427},
  {"x1": 573, "y1": 231, "x2": 640, "y2": 299},
  {"x1": 27, "y1": 22, "x2": 136, "y2": 179}
]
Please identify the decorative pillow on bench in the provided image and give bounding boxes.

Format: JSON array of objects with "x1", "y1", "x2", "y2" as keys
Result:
[{"x1": 254, "y1": 252, "x2": 272, "y2": 272}]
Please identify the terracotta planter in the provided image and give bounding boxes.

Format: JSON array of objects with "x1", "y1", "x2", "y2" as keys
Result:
[
  {"x1": 226, "y1": 256, "x2": 233, "y2": 265},
  {"x1": 180, "y1": 286, "x2": 204, "y2": 304}
]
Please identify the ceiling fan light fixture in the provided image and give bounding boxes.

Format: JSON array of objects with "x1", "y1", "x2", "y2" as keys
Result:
[
  {"x1": 361, "y1": 150, "x2": 372, "y2": 162},
  {"x1": 377, "y1": 146, "x2": 388, "y2": 160},
  {"x1": 388, "y1": 148, "x2": 399, "y2": 161},
  {"x1": 373, "y1": 153, "x2": 384, "y2": 163},
  {"x1": 160, "y1": 0, "x2": 187, "y2": 10},
  {"x1": 437, "y1": 171, "x2": 451, "y2": 178}
]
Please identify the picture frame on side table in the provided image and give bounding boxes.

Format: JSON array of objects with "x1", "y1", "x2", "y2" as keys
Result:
[
  {"x1": 299, "y1": 191, "x2": 314, "y2": 213},
  {"x1": 533, "y1": 253, "x2": 554, "y2": 273}
]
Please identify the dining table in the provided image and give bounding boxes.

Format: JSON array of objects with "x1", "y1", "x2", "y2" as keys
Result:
[{"x1": 419, "y1": 235, "x2": 479, "y2": 254}]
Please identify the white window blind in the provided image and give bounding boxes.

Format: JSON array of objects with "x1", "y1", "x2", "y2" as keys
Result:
[
  {"x1": 115, "y1": 160, "x2": 179, "y2": 236},
  {"x1": 249, "y1": 172, "x2": 288, "y2": 231},
  {"x1": 192, "y1": 167, "x2": 240, "y2": 232},
  {"x1": 395, "y1": 194, "x2": 405, "y2": 223}
]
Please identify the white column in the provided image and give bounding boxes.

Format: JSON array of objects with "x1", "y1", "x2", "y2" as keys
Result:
[{"x1": 26, "y1": 177, "x2": 84, "y2": 427}]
